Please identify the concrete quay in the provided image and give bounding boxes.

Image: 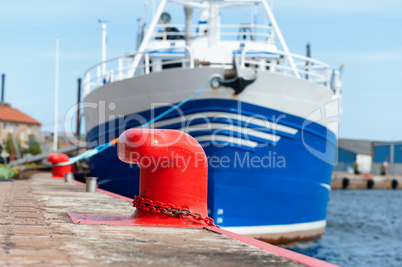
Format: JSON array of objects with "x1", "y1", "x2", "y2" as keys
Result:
[
  {"x1": 331, "y1": 172, "x2": 402, "y2": 189},
  {"x1": 0, "y1": 173, "x2": 337, "y2": 267}
]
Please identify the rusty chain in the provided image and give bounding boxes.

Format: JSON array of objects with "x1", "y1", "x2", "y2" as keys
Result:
[{"x1": 132, "y1": 196, "x2": 218, "y2": 227}]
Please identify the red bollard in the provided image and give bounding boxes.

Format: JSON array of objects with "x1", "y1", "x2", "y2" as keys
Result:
[
  {"x1": 48, "y1": 153, "x2": 71, "y2": 179},
  {"x1": 118, "y1": 129, "x2": 209, "y2": 226},
  {"x1": 68, "y1": 129, "x2": 214, "y2": 228}
]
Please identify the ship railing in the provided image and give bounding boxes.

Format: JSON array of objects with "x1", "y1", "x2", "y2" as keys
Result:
[
  {"x1": 239, "y1": 48, "x2": 331, "y2": 87},
  {"x1": 83, "y1": 47, "x2": 332, "y2": 96},
  {"x1": 83, "y1": 46, "x2": 194, "y2": 96},
  {"x1": 152, "y1": 23, "x2": 273, "y2": 42}
]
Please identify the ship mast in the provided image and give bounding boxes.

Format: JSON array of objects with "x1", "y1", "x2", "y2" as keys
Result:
[
  {"x1": 184, "y1": 6, "x2": 193, "y2": 46},
  {"x1": 207, "y1": 1, "x2": 219, "y2": 47},
  {"x1": 128, "y1": 0, "x2": 168, "y2": 77},
  {"x1": 260, "y1": 0, "x2": 300, "y2": 78}
]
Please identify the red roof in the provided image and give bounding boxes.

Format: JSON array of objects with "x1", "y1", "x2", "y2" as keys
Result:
[{"x1": 0, "y1": 104, "x2": 41, "y2": 125}]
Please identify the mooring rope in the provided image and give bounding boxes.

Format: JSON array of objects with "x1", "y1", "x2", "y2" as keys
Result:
[{"x1": 56, "y1": 83, "x2": 211, "y2": 166}]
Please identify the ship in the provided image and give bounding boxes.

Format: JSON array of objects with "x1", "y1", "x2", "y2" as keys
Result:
[{"x1": 81, "y1": 0, "x2": 342, "y2": 243}]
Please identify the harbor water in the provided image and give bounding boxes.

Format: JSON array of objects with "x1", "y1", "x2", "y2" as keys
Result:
[{"x1": 284, "y1": 190, "x2": 402, "y2": 266}]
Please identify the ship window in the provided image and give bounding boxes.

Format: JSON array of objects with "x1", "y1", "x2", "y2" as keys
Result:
[
  {"x1": 237, "y1": 25, "x2": 254, "y2": 41},
  {"x1": 165, "y1": 27, "x2": 184, "y2": 40},
  {"x1": 162, "y1": 60, "x2": 182, "y2": 70}
]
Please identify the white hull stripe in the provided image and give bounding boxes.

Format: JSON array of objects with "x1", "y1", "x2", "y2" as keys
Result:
[
  {"x1": 222, "y1": 220, "x2": 326, "y2": 236},
  {"x1": 320, "y1": 183, "x2": 331, "y2": 191},
  {"x1": 152, "y1": 111, "x2": 298, "y2": 135},
  {"x1": 183, "y1": 123, "x2": 281, "y2": 142},
  {"x1": 194, "y1": 135, "x2": 259, "y2": 148}
]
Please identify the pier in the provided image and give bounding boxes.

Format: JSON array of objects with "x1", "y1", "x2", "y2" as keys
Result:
[{"x1": 0, "y1": 173, "x2": 336, "y2": 266}]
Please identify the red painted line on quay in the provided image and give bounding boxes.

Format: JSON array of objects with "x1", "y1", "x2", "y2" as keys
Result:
[
  {"x1": 72, "y1": 179, "x2": 86, "y2": 186},
  {"x1": 206, "y1": 227, "x2": 340, "y2": 267}
]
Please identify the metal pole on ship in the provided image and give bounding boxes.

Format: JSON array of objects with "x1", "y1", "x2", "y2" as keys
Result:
[
  {"x1": 98, "y1": 20, "x2": 108, "y2": 79},
  {"x1": 53, "y1": 35, "x2": 60, "y2": 152}
]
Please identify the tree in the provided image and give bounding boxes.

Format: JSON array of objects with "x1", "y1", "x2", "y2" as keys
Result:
[
  {"x1": 5, "y1": 134, "x2": 21, "y2": 154},
  {"x1": 27, "y1": 140, "x2": 42, "y2": 155}
]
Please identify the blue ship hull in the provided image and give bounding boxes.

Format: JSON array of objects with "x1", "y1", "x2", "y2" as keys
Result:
[{"x1": 87, "y1": 99, "x2": 336, "y2": 240}]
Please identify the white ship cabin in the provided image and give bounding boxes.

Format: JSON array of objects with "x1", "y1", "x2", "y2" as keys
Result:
[{"x1": 83, "y1": 0, "x2": 341, "y2": 96}]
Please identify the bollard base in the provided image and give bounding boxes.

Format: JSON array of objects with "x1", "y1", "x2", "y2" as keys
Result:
[{"x1": 68, "y1": 210, "x2": 210, "y2": 228}]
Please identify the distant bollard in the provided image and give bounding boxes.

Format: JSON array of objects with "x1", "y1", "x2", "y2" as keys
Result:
[
  {"x1": 391, "y1": 179, "x2": 398, "y2": 189},
  {"x1": 86, "y1": 177, "x2": 98, "y2": 192},
  {"x1": 367, "y1": 179, "x2": 375, "y2": 189},
  {"x1": 342, "y1": 177, "x2": 349, "y2": 189},
  {"x1": 47, "y1": 153, "x2": 71, "y2": 179},
  {"x1": 64, "y1": 173, "x2": 73, "y2": 183}
]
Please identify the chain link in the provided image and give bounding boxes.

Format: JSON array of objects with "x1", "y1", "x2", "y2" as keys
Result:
[{"x1": 133, "y1": 196, "x2": 218, "y2": 227}]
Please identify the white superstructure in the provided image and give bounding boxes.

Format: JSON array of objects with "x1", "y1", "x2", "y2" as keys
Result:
[{"x1": 83, "y1": 0, "x2": 341, "y2": 96}]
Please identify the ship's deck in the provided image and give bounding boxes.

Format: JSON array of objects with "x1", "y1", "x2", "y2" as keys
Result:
[{"x1": 0, "y1": 173, "x2": 334, "y2": 266}]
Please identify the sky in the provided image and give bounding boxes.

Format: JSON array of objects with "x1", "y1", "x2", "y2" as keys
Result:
[{"x1": 0, "y1": 0, "x2": 401, "y2": 141}]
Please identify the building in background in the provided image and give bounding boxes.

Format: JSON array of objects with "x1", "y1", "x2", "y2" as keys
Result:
[
  {"x1": 0, "y1": 103, "x2": 41, "y2": 147},
  {"x1": 372, "y1": 141, "x2": 402, "y2": 175},
  {"x1": 334, "y1": 139, "x2": 373, "y2": 173}
]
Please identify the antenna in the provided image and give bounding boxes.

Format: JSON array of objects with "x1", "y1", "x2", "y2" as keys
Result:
[
  {"x1": 305, "y1": 43, "x2": 311, "y2": 80},
  {"x1": 98, "y1": 20, "x2": 110, "y2": 79}
]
